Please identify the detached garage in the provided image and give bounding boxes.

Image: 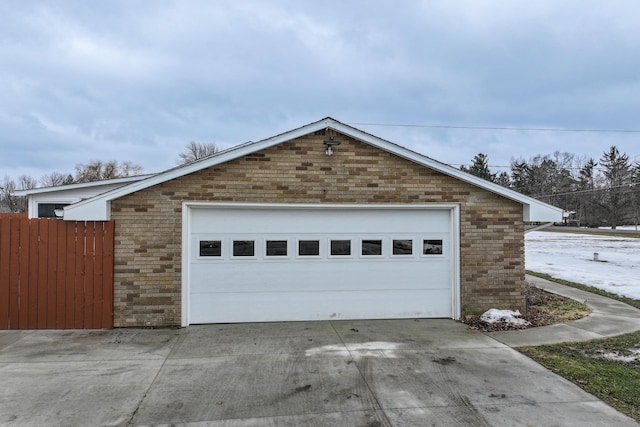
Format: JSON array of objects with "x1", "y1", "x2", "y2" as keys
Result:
[{"x1": 48, "y1": 117, "x2": 560, "y2": 327}]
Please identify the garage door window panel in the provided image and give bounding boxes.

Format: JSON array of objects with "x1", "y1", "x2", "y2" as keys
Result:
[
  {"x1": 200, "y1": 240, "x2": 222, "y2": 257},
  {"x1": 266, "y1": 240, "x2": 288, "y2": 257},
  {"x1": 393, "y1": 239, "x2": 413, "y2": 255},
  {"x1": 361, "y1": 239, "x2": 383, "y2": 256},
  {"x1": 423, "y1": 239, "x2": 443, "y2": 255},
  {"x1": 330, "y1": 240, "x2": 351, "y2": 256},
  {"x1": 298, "y1": 240, "x2": 320, "y2": 256},
  {"x1": 233, "y1": 240, "x2": 255, "y2": 257}
]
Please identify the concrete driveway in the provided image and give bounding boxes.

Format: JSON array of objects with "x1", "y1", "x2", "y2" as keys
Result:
[{"x1": 0, "y1": 319, "x2": 636, "y2": 426}]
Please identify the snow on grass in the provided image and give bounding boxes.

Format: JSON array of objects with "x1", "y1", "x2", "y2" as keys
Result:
[
  {"x1": 598, "y1": 225, "x2": 640, "y2": 231},
  {"x1": 591, "y1": 348, "x2": 640, "y2": 364},
  {"x1": 526, "y1": 231, "x2": 640, "y2": 299}
]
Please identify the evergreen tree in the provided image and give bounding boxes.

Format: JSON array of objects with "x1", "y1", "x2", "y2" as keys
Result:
[
  {"x1": 576, "y1": 158, "x2": 598, "y2": 226},
  {"x1": 494, "y1": 171, "x2": 511, "y2": 188},
  {"x1": 510, "y1": 160, "x2": 532, "y2": 195},
  {"x1": 460, "y1": 153, "x2": 494, "y2": 182},
  {"x1": 598, "y1": 146, "x2": 631, "y2": 229}
]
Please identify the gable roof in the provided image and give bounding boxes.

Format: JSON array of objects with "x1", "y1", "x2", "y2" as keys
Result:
[{"x1": 63, "y1": 117, "x2": 562, "y2": 222}]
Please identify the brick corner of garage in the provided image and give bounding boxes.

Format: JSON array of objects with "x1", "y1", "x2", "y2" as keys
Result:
[{"x1": 113, "y1": 294, "x2": 181, "y2": 328}]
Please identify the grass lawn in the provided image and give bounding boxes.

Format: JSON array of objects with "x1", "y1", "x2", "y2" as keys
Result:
[{"x1": 521, "y1": 272, "x2": 640, "y2": 421}]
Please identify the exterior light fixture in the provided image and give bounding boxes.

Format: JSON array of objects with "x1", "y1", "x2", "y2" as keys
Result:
[{"x1": 323, "y1": 136, "x2": 341, "y2": 156}]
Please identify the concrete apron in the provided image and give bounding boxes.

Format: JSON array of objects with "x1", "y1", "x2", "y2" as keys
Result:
[{"x1": 0, "y1": 319, "x2": 636, "y2": 427}]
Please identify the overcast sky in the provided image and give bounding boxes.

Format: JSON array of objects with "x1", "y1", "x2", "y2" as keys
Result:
[{"x1": 2, "y1": 1, "x2": 639, "y2": 183}]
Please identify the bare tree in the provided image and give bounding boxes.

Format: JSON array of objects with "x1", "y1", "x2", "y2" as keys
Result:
[
  {"x1": 40, "y1": 172, "x2": 74, "y2": 187},
  {"x1": 1, "y1": 175, "x2": 37, "y2": 212},
  {"x1": 178, "y1": 142, "x2": 220, "y2": 164},
  {"x1": 74, "y1": 160, "x2": 143, "y2": 183}
]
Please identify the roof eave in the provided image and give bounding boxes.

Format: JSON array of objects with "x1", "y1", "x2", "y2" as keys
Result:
[{"x1": 13, "y1": 174, "x2": 154, "y2": 196}]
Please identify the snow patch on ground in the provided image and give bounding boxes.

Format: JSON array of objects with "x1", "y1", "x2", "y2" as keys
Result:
[
  {"x1": 591, "y1": 348, "x2": 640, "y2": 364},
  {"x1": 526, "y1": 231, "x2": 640, "y2": 299},
  {"x1": 598, "y1": 226, "x2": 640, "y2": 231},
  {"x1": 480, "y1": 309, "x2": 531, "y2": 326},
  {"x1": 305, "y1": 341, "x2": 401, "y2": 359}
]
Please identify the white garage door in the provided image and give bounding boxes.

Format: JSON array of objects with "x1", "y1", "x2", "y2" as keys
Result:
[{"x1": 185, "y1": 204, "x2": 458, "y2": 324}]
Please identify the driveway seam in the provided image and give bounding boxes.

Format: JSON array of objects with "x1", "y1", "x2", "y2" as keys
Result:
[
  {"x1": 329, "y1": 320, "x2": 393, "y2": 427},
  {"x1": 125, "y1": 331, "x2": 184, "y2": 426}
]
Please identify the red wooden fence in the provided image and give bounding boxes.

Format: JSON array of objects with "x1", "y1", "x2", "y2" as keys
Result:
[{"x1": 0, "y1": 215, "x2": 114, "y2": 329}]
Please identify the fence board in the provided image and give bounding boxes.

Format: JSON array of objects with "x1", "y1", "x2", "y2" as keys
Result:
[
  {"x1": 8, "y1": 220, "x2": 20, "y2": 328},
  {"x1": 46, "y1": 221, "x2": 58, "y2": 327},
  {"x1": 74, "y1": 223, "x2": 85, "y2": 328},
  {"x1": 28, "y1": 219, "x2": 40, "y2": 328},
  {"x1": 93, "y1": 223, "x2": 104, "y2": 328},
  {"x1": 18, "y1": 219, "x2": 30, "y2": 328},
  {"x1": 65, "y1": 222, "x2": 76, "y2": 328},
  {"x1": 37, "y1": 220, "x2": 49, "y2": 328},
  {"x1": 0, "y1": 216, "x2": 114, "y2": 330},
  {"x1": 84, "y1": 223, "x2": 95, "y2": 329},
  {"x1": 0, "y1": 219, "x2": 11, "y2": 329},
  {"x1": 56, "y1": 221, "x2": 67, "y2": 328}
]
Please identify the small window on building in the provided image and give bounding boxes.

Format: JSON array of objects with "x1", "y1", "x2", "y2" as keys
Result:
[
  {"x1": 362, "y1": 239, "x2": 383, "y2": 256},
  {"x1": 393, "y1": 239, "x2": 413, "y2": 255},
  {"x1": 298, "y1": 240, "x2": 320, "y2": 256},
  {"x1": 266, "y1": 240, "x2": 287, "y2": 256},
  {"x1": 330, "y1": 240, "x2": 351, "y2": 256},
  {"x1": 37, "y1": 203, "x2": 69, "y2": 218},
  {"x1": 233, "y1": 240, "x2": 255, "y2": 257},
  {"x1": 423, "y1": 239, "x2": 443, "y2": 255},
  {"x1": 200, "y1": 240, "x2": 221, "y2": 257}
]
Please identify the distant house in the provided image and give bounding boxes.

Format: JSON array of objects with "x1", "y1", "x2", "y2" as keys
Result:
[{"x1": 17, "y1": 117, "x2": 562, "y2": 327}]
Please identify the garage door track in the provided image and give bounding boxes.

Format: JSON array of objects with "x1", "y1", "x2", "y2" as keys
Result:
[{"x1": 0, "y1": 319, "x2": 636, "y2": 426}]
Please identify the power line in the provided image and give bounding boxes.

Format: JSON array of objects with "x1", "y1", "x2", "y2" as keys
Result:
[
  {"x1": 348, "y1": 122, "x2": 640, "y2": 134},
  {"x1": 450, "y1": 164, "x2": 616, "y2": 172},
  {"x1": 533, "y1": 183, "x2": 639, "y2": 199}
]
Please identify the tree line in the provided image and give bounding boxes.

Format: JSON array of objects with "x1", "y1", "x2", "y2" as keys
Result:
[
  {"x1": 460, "y1": 146, "x2": 640, "y2": 228},
  {"x1": 1, "y1": 142, "x2": 218, "y2": 213}
]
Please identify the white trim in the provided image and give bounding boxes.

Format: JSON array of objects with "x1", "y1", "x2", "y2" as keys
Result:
[
  {"x1": 14, "y1": 174, "x2": 153, "y2": 196},
  {"x1": 451, "y1": 204, "x2": 461, "y2": 320},
  {"x1": 185, "y1": 201, "x2": 460, "y2": 211},
  {"x1": 181, "y1": 204, "x2": 191, "y2": 327},
  {"x1": 62, "y1": 117, "x2": 562, "y2": 222},
  {"x1": 181, "y1": 201, "x2": 462, "y2": 326}
]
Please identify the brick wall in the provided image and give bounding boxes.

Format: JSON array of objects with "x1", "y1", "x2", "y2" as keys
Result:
[{"x1": 111, "y1": 131, "x2": 524, "y2": 327}]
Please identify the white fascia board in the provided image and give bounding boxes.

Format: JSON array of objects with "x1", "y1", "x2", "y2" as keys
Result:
[{"x1": 13, "y1": 175, "x2": 153, "y2": 196}]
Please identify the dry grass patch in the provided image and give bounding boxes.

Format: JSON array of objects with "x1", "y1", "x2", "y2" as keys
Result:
[{"x1": 463, "y1": 284, "x2": 591, "y2": 332}]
